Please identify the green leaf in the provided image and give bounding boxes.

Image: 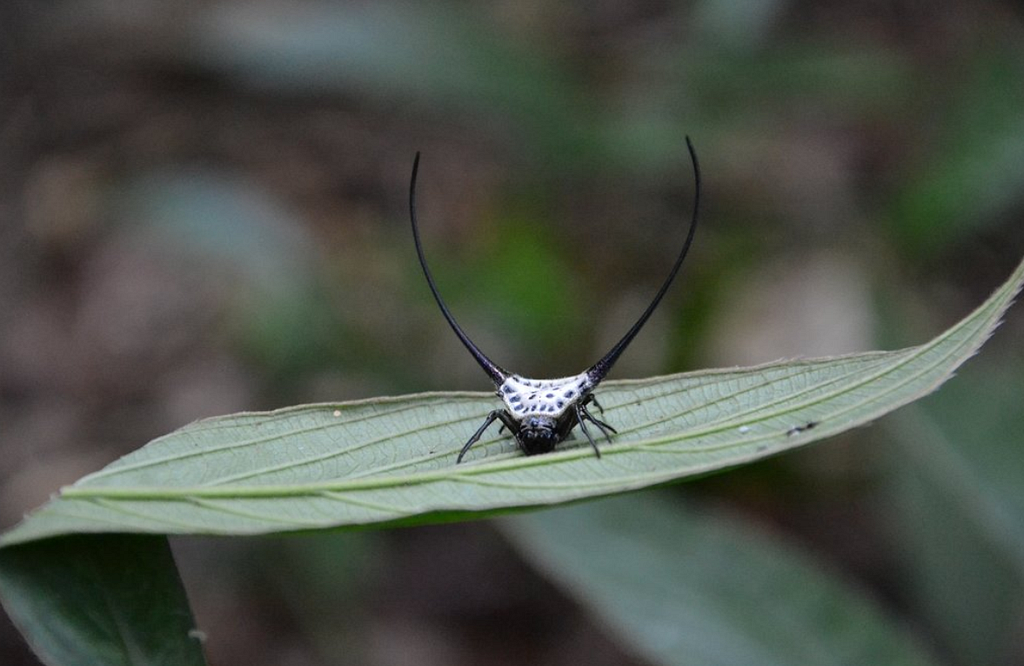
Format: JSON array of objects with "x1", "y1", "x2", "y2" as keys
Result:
[
  {"x1": 0, "y1": 535, "x2": 206, "y2": 666},
  {"x1": 1, "y1": 257, "x2": 1021, "y2": 547},
  {"x1": 502, "y1": 492, "x2": 937, "y2": 666}
]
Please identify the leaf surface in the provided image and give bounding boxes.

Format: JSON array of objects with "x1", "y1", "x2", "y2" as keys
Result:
[{"x1": 1, "y1": 257, "x2": 1021, "y2": 547}]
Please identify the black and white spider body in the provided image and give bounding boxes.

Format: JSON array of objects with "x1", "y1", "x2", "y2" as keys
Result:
[
  {"x1": 410, "y1": 138, "x2": 700, "y2": 463},
  {"x1": 494, "y1": 372, "x2": 604, "y2": 455}
]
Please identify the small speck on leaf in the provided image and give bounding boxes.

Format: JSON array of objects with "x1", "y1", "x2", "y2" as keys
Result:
[{"x1": 787, "y1": 421, "x2": 818, "y2": 436}]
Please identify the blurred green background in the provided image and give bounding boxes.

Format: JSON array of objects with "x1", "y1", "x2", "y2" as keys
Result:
[{"x1": 1, "y1": 1, "x2": 1022, "y2": 665}]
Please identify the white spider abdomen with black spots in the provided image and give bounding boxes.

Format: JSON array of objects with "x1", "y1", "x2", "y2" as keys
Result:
[{"x1": 498, "y1": 373, "x2": 593, "y2": 420}]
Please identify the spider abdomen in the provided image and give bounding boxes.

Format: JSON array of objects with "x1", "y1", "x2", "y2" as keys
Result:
[{"x1": 498, "y1": 373, "x2": 593, "y2": 419}]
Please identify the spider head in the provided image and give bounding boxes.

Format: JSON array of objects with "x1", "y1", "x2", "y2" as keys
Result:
[{"x1": 516, "y1": 415, "x2": 560, "y2": 455}]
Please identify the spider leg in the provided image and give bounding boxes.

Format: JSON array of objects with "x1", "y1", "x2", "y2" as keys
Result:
[
  {"x1": 496, "y1": 396, "x2": 514, "y2": 434},
  {"x1": 496, "y1": 410, "x2": 521, "y2": 437},
  {"x1": 577, "y1": 407, "x2": 598, "y2": 459},
  {"x1": 458, "y1": 410, "x2": 517, "y2": 463},
  {"x1": 589, "y1": 395, "x2": 607, "y2": 416},
  {"x1": 580, "y1": 402, "x2": 617, "y2": 443},
  {"x1": 569, "y1": 403, "x2": 606, "y2": 456}
]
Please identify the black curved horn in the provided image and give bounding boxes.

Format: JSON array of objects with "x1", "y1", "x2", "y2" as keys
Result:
[
  {"x1": 410, "y1": 152, "x2": 508, "y2": 385},
  {"x1": 587, "y1": 137, "x2": 701, "y2": 384}
]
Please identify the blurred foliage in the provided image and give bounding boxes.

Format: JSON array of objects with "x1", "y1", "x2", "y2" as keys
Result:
[
  {"x1": 882, "y1": 358, "x2": 1024, "y2": 666},
  {"x1": 505, "y1": 492, "x2": 938, "y2": 666},
  {"x1": 190, "y1": 3, "x2": 600, "y2": 167},
  {"x1": 889, "y1": 41, "x2": 1024, "y2": 254},
  {"x1": 2, "y1": 0, "x2": 1023, "y2": 665}
]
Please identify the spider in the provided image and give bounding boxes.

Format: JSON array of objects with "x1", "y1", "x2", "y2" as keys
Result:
[{"x1": 410, "y1": 138, "x2": 700, "y2": 463}]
